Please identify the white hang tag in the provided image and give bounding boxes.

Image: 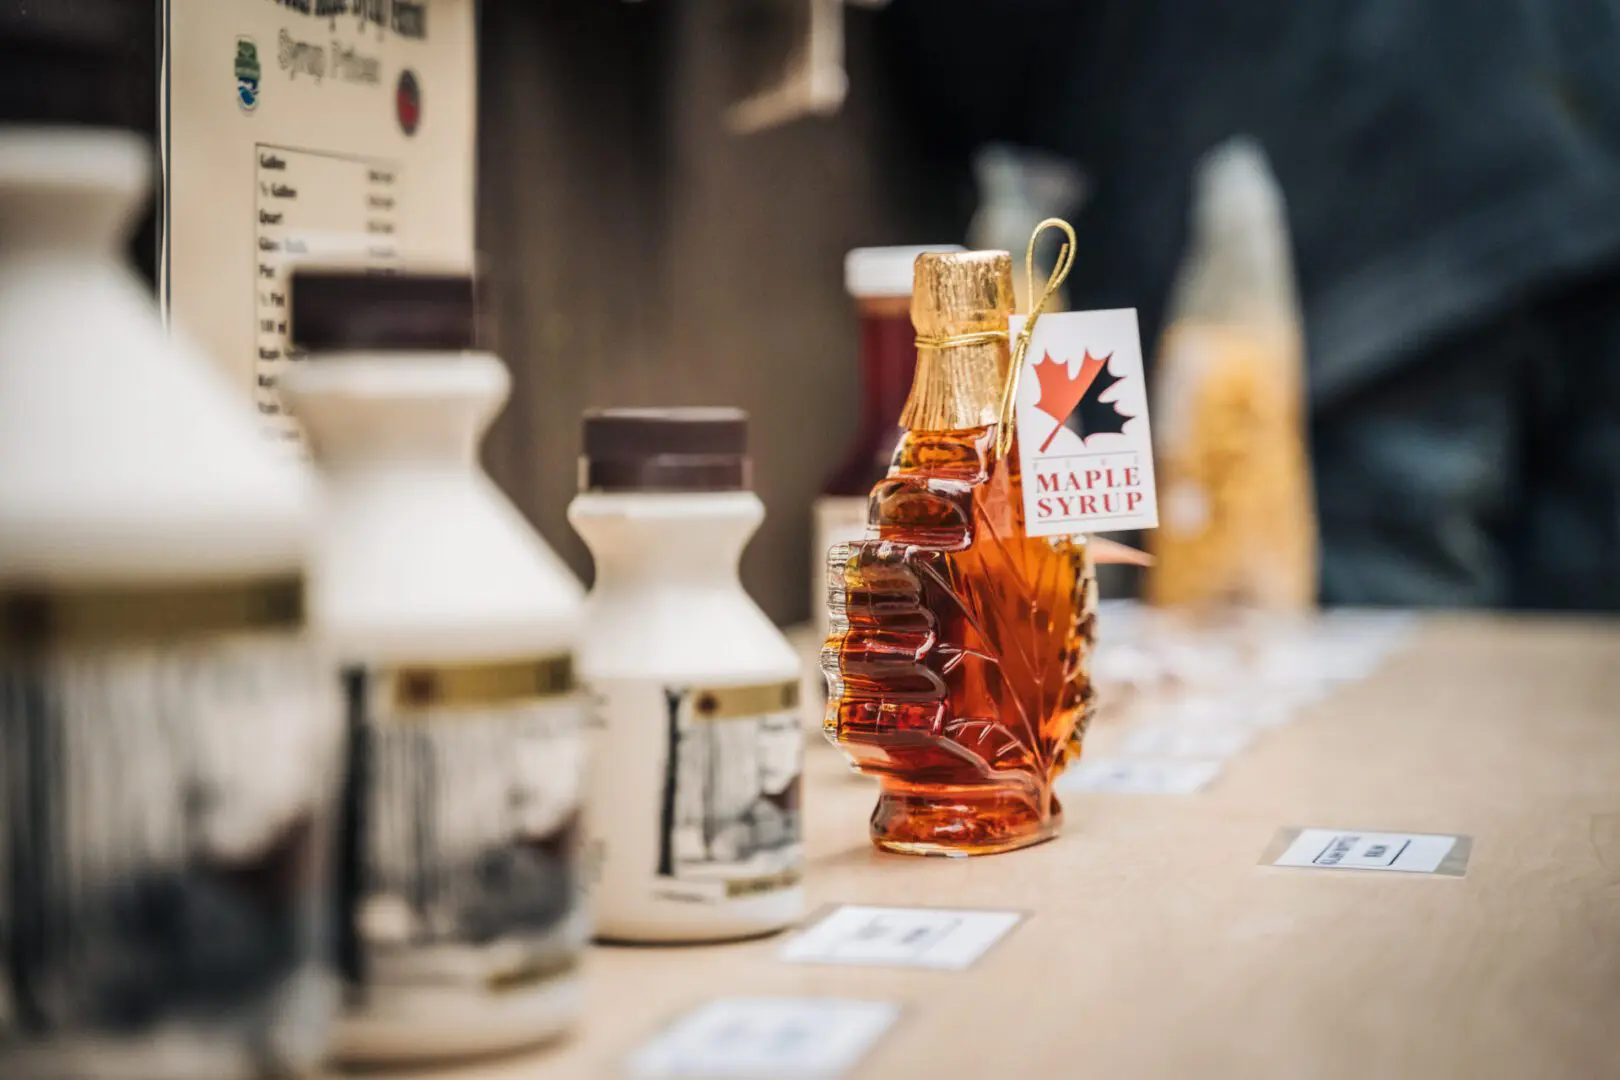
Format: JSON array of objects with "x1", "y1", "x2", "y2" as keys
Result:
[
  {"x1": 626, "y1": 997, "x2": 900, "y2": 1079},
  {"x1": 1010, "y1": 308, "x2": 1159, "y2": 537},
  {"x1": 780, "y1": 905, "x2": 1023, "y2": 970}
]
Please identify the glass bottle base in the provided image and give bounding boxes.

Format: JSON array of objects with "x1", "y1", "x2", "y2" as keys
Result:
[{"x1": 868, "y1": 785, "x2": 1062, "y2": 857}]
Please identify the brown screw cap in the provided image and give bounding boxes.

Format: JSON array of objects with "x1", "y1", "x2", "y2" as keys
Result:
[
  {"x1": 290, "y1": 271, "x2": 481, "y2": 353},
  {"x1": 580, "y1": 408, "x2": 750, "y2": 494}
]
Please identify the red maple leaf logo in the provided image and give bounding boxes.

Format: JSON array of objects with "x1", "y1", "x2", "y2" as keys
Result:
[{"x1": 1032, "y1": 350, "x2": 1116, "y2": 451}]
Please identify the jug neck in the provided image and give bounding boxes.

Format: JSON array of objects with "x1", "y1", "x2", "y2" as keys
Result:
[
  {"x1": 0, "y1": 128, "x2": 147, "y2": 254},
  {"x1": 570, "y1": 491, "x2": 762, "y2": 590},
  {"x1": 284, "y1": 352, "x2": 508, "y2": 469}
]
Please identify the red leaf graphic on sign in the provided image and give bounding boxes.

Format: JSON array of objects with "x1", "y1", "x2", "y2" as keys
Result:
[{"x1": 1032, "y1": 350, "x2": 1108, "y2": 452}]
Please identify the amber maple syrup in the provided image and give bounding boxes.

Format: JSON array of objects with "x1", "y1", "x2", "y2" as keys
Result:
[{"x1": 822, "y1": 251, "x2": 1097, "y2": 856}]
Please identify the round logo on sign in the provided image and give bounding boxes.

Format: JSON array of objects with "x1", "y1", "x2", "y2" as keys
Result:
[
  {"x1": 234, "y1": 37, "x2": 261, "y2": 112},
  {"x1": 396, "y1": 69, "x2": 421, "y2": 136}
]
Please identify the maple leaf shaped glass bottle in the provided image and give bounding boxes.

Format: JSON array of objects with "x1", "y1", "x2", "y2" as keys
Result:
[{"x1": 822, "y1": 250, "x2": 1097, "y2": 856}]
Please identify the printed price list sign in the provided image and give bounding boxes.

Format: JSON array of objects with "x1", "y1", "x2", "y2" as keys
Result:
[{"x1": 253, "y1": 144, "x2": 400, "y2": 442}]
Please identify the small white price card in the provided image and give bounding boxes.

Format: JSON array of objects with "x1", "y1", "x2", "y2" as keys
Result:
[
  {"x1": 626, "y1": 997, "x2": 899, "y2": 1080},
  {"x1": 1153, "y1": 693, "x2": 1300, "y2": 731},
  {"x1": 1120, "y1": 725, "x2": 1254, "y2": 760},
  {"x1": 1267, "y1": 828, "x2": 1470, "y2": 876},
  {"x1": 780, "y1": 905, "x2": 1022, "y2": 970},
  {"x1": 1058, "y1": 758, "x2": 1222, "y2": 795},
  {"x1": 1010, "y1": 309, "x2": 1158, "y2": 537}
]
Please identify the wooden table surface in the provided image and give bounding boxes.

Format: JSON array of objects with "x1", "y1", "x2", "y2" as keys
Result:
[{"x1": 397, "y1": 614, "x2": 1620, "y2": 1080}]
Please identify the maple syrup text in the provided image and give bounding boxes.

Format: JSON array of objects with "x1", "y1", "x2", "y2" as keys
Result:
[
  {"x1": 1035, "y1": 464, "x2": 1145, "y2": 521},
  {"x1": 1036, "y1": 466, "x2": 1141, "y2": 492},
  {"x1": 1037, "y1": 491, "x2": 1145, "y2": 519}
]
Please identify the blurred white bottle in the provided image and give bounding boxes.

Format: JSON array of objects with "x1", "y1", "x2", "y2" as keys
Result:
[
  {"x1": 283, "y1": 271, "x2": 589, "y2": 1064},
  {"x1": 0, "y1": 6, "x2": 340, "y2": 1076},
  {"x1": 1162, "y1": 136, "x2": 1301, "y2": 333},
  {"x1": 570, "y1": 409, "x2": 805, "y2": 942},
  {"x1": 968, "y1": 142, "x2": 1086, "y2": 311}
]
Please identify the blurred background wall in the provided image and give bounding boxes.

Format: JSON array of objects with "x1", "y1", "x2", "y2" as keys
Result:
[
  {"x1": 476, "y1": 0, "x2": 946, "y2": 625},
  {"x1": 125, "y1": 0, "x2": 1620, "y2": 618}
]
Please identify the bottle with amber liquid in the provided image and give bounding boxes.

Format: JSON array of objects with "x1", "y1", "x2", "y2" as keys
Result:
[{"x1": 821, "y1": 251, "x2": 1097, "y2": 856}]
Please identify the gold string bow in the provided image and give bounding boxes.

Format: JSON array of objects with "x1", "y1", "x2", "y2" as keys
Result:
[
  {"x1": 996, "y1": 217, "x2": 1078, "y2": 456},
  {"x1": 914, "y1": 329, "x2": 1009, "y2": 352}
]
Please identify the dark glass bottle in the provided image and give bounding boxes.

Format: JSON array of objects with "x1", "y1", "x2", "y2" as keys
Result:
[{"x1": 812, "y1": 246, "x2": 962, "y2": 641}]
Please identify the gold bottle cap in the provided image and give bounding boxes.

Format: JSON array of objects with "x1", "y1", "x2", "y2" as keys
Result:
[
  {"x1": 911, "y1": 250, "x2": 1015, "y2": 338},
  {"x1": 900, "y1": 251, "x2": 1015, "y2": 431}
]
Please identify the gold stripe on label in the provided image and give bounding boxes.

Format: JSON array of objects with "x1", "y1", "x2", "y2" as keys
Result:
[
  {"x1": 726, "y1": 867, "x2": 803, "y2": 899},
  {"x1": 385, "y1": 654, "x2": 576, "y2": 713},
  {"x1": 0, "y1": 576, "x2": 304, "y2": 648},
  {"x1": 689, "y1": 680, "x2": 800, "y2": 721},
  {"x1": 486, "y1": 953, "x2": 581, "y2": 993}
]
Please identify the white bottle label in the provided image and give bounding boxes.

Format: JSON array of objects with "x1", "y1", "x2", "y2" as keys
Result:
[
  {"x1": 588, "y1": 678, "x2": 803, "y2": 908},
  {"x1": 812, "y1": 495, "x2": 871, "y2": 641},
  {"x1": 339, "y1": 655, "x2": 588, "y2": 1003},
  {"x1": 0, "y1": 629, "x2": 338, "y2": 1059}
]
